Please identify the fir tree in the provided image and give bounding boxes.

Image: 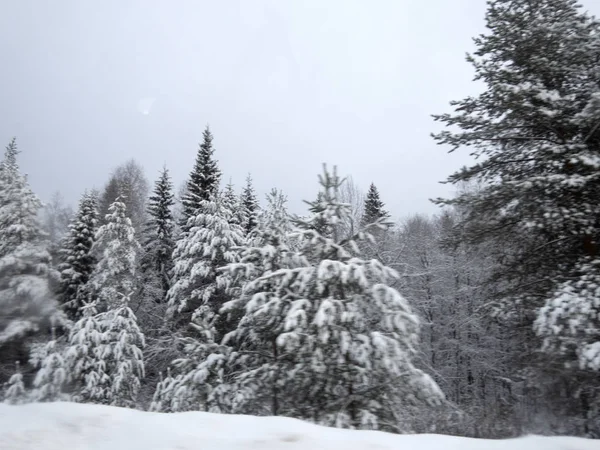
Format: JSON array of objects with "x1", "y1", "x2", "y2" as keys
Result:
[
  {"x1": 89, "y1": 198, "x2": 140, "y2": 311},
  {"x1": 58, "y1": 191, "x2": 99, "y2": 320},
  {"x1": 240, "y1": 174, "x2": 259, "y2": 235},
  {"x1": 0, "y1": 138, "x2": 45, "y2": 256},
  {"x1": 61, "y1": 299, "x2": 145, "y2": 407},
  {"x1": 167, "y1": 194, "x2": 245, "y2": 338},
  {"x1": 29, "y1": 334, "x2": 69, "y2": 402},
  {"x1": 0, "y1": 139, "x2": 61, "y2": 376},
  {"x1": 361, "y1": 183, "x2": 389, "y2": 227},
  {"x1": 158, "y1": 194, "x2": 245, "y2": 413},
  {"x1": 222, "y1": 180, "x2": 244, "y2": 227},
  {"x1": 2, "y1": 362, "x2": 27, "y2": 404},
  {"x1": 180, "y1": 126, "x2": 222, "y2": 232},
  {"x1": 139, "y1": 167, "x2": 175, "y2": 303},
  {"x1": 217, "y1": 188, "x2": 296, "y2": 415}
]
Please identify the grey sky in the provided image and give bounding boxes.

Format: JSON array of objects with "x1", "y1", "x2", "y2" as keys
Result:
[{"x1": 1, "y1": 0, "x2": 598, "y2": 220}]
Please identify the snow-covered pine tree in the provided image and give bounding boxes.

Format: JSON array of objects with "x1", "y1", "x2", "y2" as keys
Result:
[
  {"x1": 89, "y1": 198, "x2": 140, "y2": 312},
  {"x1": 166, "y1": 193, "x2": 245, "y2": 338},
  {"x1": 222, "y1": 180, "x2": 244, "y2": 227},
  {"x1": 139, "y1": 166, "x2": 175, "y2": 304},
  {"x1": 155, "y1": 193, "x2": 245, "y2": 413},
  {"x1": 0, "y1": 138, "x2": 62, "y2": 383},
  {"x1": 93, "y1": 300, "x2": 145, "y2": 407},
  {"x1": 179, "y1": 126, "x2": 221, "y2": 232},
  {"x1": 149, "y1": 322, "x2": 231, "y2": 413},
  {"x1": 59, "y1": 298, "x2": 145, "y2": 407},
  {"x1": 218, "y1": 188, "x2": 296, "y2": 415},
  {"x1": 432, "y1": 0, "x2": 600, "y2": 431},
  {"x1": 240, "y1": 174, "x2": 259, "y2": 235},
  {"x1": 29, "y1": 332, "x2": 69, "y2": 402},
  {"x1": 225, "y1": 166, "x2": 443, "y2": 430},
  {"x1": 58, "y1": 191, "x2": 99, "y2": 320},
  {"x1": 34, "y1": 198, "x2": 145, "y2": 406},
  {"x1": 2, "y1": 362, "x2": 27, "y2": 404},
  {"x1": 361, "y1": 183, "x2": 389, "y2": 227}
]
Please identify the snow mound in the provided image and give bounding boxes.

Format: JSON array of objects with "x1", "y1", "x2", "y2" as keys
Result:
[{"x1": 0, "y1": 402, "x2": 597, "y2": 450}]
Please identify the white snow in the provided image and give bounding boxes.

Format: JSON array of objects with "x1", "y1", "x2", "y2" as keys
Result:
[{"x1": 0, "y1": 402, "x2": 597, "y2": 450}]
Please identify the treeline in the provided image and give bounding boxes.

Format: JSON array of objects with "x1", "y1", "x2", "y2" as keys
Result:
[{"x1": 1, "y1": 0, "x2": 600, "y2": 439}]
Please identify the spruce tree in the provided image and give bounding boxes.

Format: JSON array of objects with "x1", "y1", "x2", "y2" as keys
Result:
[
  {"x1": 180, "y1": 126, "x2": 222, "y2": 232},
  {"x1": 166, "y1": 194, "x2": 245, "y2": 337},
  {"x1": 89, "y1": 198, "x2": 141, "y2": 311},
  {"x1": 2, "y1": 362, "x2": 27, "y2": 404},
  {"x1": 58, "y1": 191, "x2": 99, "y2": 320},
  {"x1": 157, "y1": 194, "x2": 245, "y2": 413},
  {"x1": 217, "y1": 188, "x2": 296, "y2": 415},
  {"x1": 0, "y1": 138, "x2": 61, "y2": 377},
  {"x1": 222, "y1": 180, "x2": 244, "y2": 227},
  {"x1": 240, "y1": 174, "x2": 259, "y2": 235},
  {"x1": 54, "y1": 298, "x2": 145, "y2": 407},
  {"x1": 361, "y1": 183, "x2": 389, "y2": 227},
  {"x1": 0, "y1": 138, "x2": 46, "y2": 256},
  {"x1": 433, "y1": 0, "x2": 600, "y2": 431},
  {"x1": 29, "y1": 335, "x2": 69, "y2": 402},
  {"x1": 49, "y1": 200, "x2": 145, "y2": 406},
  {"x1": 139, "y1": 167, "x2": 175, "y2": 303}
]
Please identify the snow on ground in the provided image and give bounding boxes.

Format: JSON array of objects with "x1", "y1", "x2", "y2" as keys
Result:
[{"x1": 0, "y1": 402, "x2": 598, "y2": 450}]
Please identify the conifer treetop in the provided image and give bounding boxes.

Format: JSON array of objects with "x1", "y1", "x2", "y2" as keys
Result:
[
  {"x1": 180, "y1": 126, "x2": 222, "y2": 230},
  {"x1": 362, "y1": 182, "x2": 390, "y2": 227},
  {"x1": 240, "y1": 173, "x2": 259, "y2": 235}
]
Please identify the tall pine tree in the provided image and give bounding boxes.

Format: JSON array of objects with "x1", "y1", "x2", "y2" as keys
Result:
[
  {"x1": 0, "y1": 138, "x2": 61, "y2": 381},
  {"x1": 240, "y1": 174, "x2": 259, "y2": 235},
  {"x1": 58, "y1": 191, "x2": 99, "y2": 320},
  {"x1": 166, "y1": 193, "x2": 245, "y2": 337},
  {"x1": 89, "y1": 199, "x2": 141, "y2": 311},
  {"x1": 361, "y1": 183, "x2": 389, "y2": 227},
  {"x1": 433, "y1": 0, "x2": 600, "y2": 434},
  {"x1": 180, "y1": 127, "x2": 221, "y2": 232},
  {"x1": 216, "y1": 188, "x2": 296, "y2": 416},
  {"x1": 139, "y1": 167, "x2": 175, "y2": 303}
]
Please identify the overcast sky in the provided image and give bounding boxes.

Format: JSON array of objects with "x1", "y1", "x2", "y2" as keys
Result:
[{"x1": 1, "y1": 0, "x2": 598, "y2": 220}]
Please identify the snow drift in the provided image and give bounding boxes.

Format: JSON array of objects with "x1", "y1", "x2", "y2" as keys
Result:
[{"x1": 0, "y1": 402, "x2": 597, "y2": 450}]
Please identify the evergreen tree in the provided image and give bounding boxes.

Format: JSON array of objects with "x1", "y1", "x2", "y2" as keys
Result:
[
  {"x1": 433, "y1": 0, "x2": 600, "y2": 433},
  {"x1": 0, "y1": 138, "x2": 61, "y2": 379},
  {"x1": 59, "y1": 299, "x2": 145, "y2": 407},
  {"x1": 157, "y1": 194, "x2": 245, "y2": 413},
  {"x1": 222, "y1": 180, "x2": 244, "y2": 227},
  {"x1": 166, "y1": 194, "x2": 245, "y2": 338},
  {"x1": 240, "y1": 174, "x2": 259, "y2": 235},
  {"x1": 58, "y1": 191, "x2": 99, "y2": 320},
  {"x1": 2, "y1": 362, "x2": 27, "y2": 404},
  {"x1": 0, "y1": 138, "x2": 45, "y2": 256},
  {"x1": 89, "y1": 198, "x2": 140, "y2": 311},
  {"x1": 139, "y1": 167, "x2": 175, "y2": 303},
  {"x1": 223, "y1": 167, "x2": 442, "y2": 429},
  {"x1": 29, "y1": 334, "x2": 69, "y2": 402},
  {"x1": 217, "y1": 188, "x2": 296, "y2": 415},
  {"x1": 361, "y1": 183, "x2": 389, "y2": 227},
  {"x1": 180, "y1": 126, "x2": 222, "y2": 232}
]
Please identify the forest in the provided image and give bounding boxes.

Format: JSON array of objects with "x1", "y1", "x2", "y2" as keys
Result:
[{"x1": 1, "y1": 0, "x2": 599, "y2": 439}]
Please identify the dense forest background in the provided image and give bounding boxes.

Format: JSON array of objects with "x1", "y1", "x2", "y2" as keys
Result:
[{"x1": 1, "y1": 0, "x2": 599, "y2": 439}]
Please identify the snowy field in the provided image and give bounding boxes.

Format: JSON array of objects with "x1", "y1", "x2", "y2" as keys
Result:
[{"x1": 0, "y1": 402, "x2": 598, "y2": 450}]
